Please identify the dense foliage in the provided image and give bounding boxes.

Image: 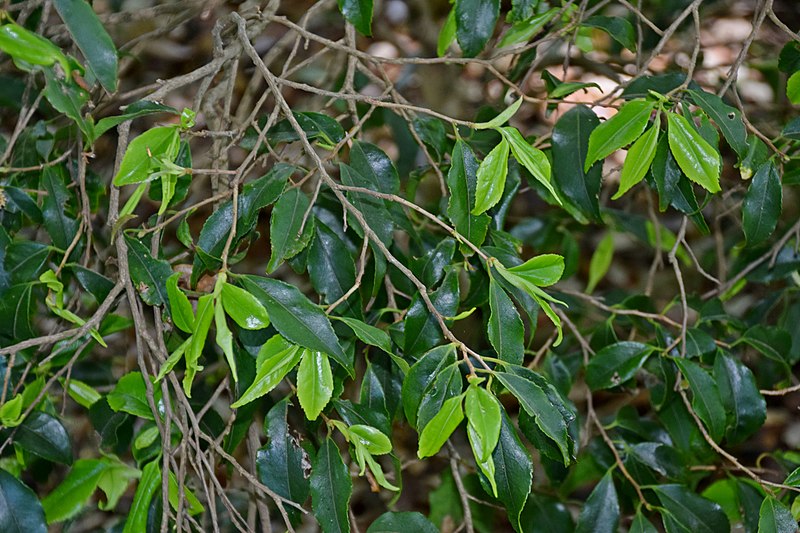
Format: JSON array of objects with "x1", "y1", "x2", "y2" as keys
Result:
[{"x1": 1, "y1": 0, "x2": 800, "y2": 531}]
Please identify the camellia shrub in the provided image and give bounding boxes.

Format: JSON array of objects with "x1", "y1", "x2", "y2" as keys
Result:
[{"x1": 1, "y1": 0, "x2": 800, "y2": 531}]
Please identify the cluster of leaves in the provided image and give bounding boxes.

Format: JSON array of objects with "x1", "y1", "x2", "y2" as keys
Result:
[{"x1": 1, "y1": 0, "x2": 800, "y2": 532}]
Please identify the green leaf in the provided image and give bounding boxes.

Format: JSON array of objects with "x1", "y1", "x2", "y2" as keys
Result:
[
  {"x1": 334, "y1": 316, "x2": 392, "y2": 354},
  {"x1": 652, "y1": 484, "x2": 730, "y2": 533},
  {"x1": 41, "y1": 166, "x2": 79, "y2": 252},
  {"x1": 311, "y1": 438, "x2": 352, "y2": 533},
  {"x1": 239, "y1": 275, "x2": 347, "y2": 370},
  {"x1": 786, "y1": 467, "x2": 800, "y2": 487},
  {"x1": 630, "y1": 510, "x2": 659, "y2": 533},
  {"x1": 349, "y1": 425, "x2": 392, "y2": 455},
  {"x1": 367, "y1": 512, "x2": 438, "y2": 533},
  {"x1": 667, "y1": 112, "x2": 721, "y2": 193},
  {"x1": 687, "y1": 89, "x2": 748, "y2": 158},
  {"x1": 575, "y1": 471, "x2": 619, "y2": 533},
  {"x1": 113, "y1": 126, "x2": 180, "y2": 186},
  {"x1": 487, "y1": 277, "x2": 524, "y2": 365},
  {"x1": 262, "y1": 111, "x2": 345, "y2": 147},
  {"x1": 123, "y1": 461, "x2": 159, "y2": 533},
  {"x1": 758, "y1": 496, "x2": 796, "y2": 533},
  {"x1": 742, "y1": 162, "x2": 782, "y2": 245},
  {"x1": 505, "y1": 254, "x2": 564, "y2": 287},
  {"x1": 107, "y1": 372, "x2": 159, "y2": 420},
  {"x1": 473, "y1": 97, "x2": 523, "y2": 130},
  {"x1": 542, "y1": 70, "x2": 601, "y2": 100},
  {"x1": 418, "y1": 393, "x2": 464, "y2": 458},
  {"x1": 267, "y1": 187, "x2": 314, "y2": 273},
  {"x1": 500, "y1": 127, "x2": 559, "y2": 202},
  {"x1": 417, "y1": 363, "x2": 463, "y2": 431},
  {"x1": 0, "y1": 468, "x2": 47, "y2": 533},
  {"x1": 256, "y1": 399, "x2": 310, "y2": 521},
  {"x1": 94, "y1": 100, "x2": 178, "y2": 140},
  {"x1": 53, "y1": 0, "x2": 118, "y2": 92},
  {"x1": 465, "y1": 384, "x2": 502, "y2": 462},
  {"x1": 674, "y1": 359, "x2": 726, "y2": 442},
  {"x1": 184, "y1": 293, "x2": 214, "y2": 396},
  {"x1": 496, "y1": 371, "x2": 571, "y2": 464},
  {"x1": 221, "y1": 282, "x2": 270, "y2": 330},
  {"x1": 166, "y1": 272, "x2": 194, "y2": 333},
  {"x1": 585, "y1": 99, "x2": 655, "y2": 171},
  {"x1": 473, "y1": 138, "x2": 510, "y2": 214},
  {"x1": 520, "y1": 494, "x2": 575, "y2": 533},
  {"x1": 497, "y1": 8, "x2": 559, "y2": 48},
  {"x1": 437, "y1": 8, "x2": 457, "y2": 57},
  {"x1": 42, "y1": 69, "x2": 93, "y2": 138},
  {"x1": 586, "y1": 232, "x2": 614, "y2": 294},
  {"x1": 0, "y1": 23, "x2": 68, "y2": 71},
  {"x1": 0, "y1": 394, "x2": 23, "y2": 427},
  {"x1": 586, "y1": 341, "x2": 654, "y2": 390},
  {"x1": 297, "y1": 350, "x2": 334, "y2": 420},
  {"x1": 42, "y1": 459, "x2": 107, "y2": 523},
  {"x1": 14, "y1": 411, "x2": 72, "y2": 465},
  {"x1": 787, "y1": 71, "x2": 800, "y2": 104},
  {"x1": 231, "y1": 335, "x2": 303, "y2": 408},
  {"x1": 337, "y1": 0, "x2": 373, "y2": 36},
  {"x1": 782, "y1": 117, "x2": 800, "y2": 140},
  {"x1": 455, "y1": 0, "x2": 500, "y2": 57},
  {"x1": 491, "y1": 410, "x2": 533, "y2": 531},
  {"x1": 582, "y1": 16, "x2": 637, "y2": 51},
  {"x1": 96, "y1": 459, "x2": 140, "y2": 511},
  {"x1": 124, "y1": 235, "x2": 172, "y2": 307},
  {"x1": 551, "y1": 105, "x2": 603, "y2": 222},
  {"x1": 308, "y1": 219, "x2": 360, "y2": 317},
  {"x1": 403, "y1": 270, "x2": 460, "y2": 356},
  {"x1": 402, "y1": 345, "x2": 457, "y2": 427},
  {"x1": 614, "y1": 115, "x2": 660, "y2": 199},
  {"x1": 447, "y1": 140, "x2": 491, "y2": 251},
  {"x1": 214, "y1": 299, "x2": 237, "y2": 382},
  {"x1": 713, "y1": 353, "x2": 766, "y2": 444}
]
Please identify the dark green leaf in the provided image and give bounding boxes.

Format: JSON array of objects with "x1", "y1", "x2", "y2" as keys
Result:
[
  {"x1": 367, "y1": 512, "x2": 438, "y2": 533},
  {"x1": 674, "y1": 359, "x2": 726, "y2": 442},
  {"x1": 542, "y1": 70, "x2": 601, "y2": 100},
  {"x1": 575, "y1": 471, "x2": 619, "y2": 533},
  {"x1": 308, "y1": 219, "x2": 359, "y2": 317},
  {"x1": 758, "y1": 496, "x2": 796, "y2": 533},
  {"x1": 402, "y1": 344, "x2": 457, "y2": 427},
  {"x1": 492, "y1": 410, "x2": 532, "y2": 531},
  {"x1": 586, "y1": 341, "x2": 653, "y2": 390},
  {"x1": 582, "y1": 16, "x2": 636, "y2": 51},
  {"x1": 0, "y1": 468, "x2": 47, "y2": 533},
  {"x1": 311, "y1": 438, "x2": 352, "y2": 533},
  {"x1": 667, "y1": 112, "x2": 721, "y2": 193},
  {"x1": 687, "y1": 89, "x2": 748, "y2": 158},
  {"x1": 267, "y1": 188, "x2": 314, "y2": 273},
  {"x1": 653, "y1": 484, "x2": 730, "y2": 533},
  {"x1": 265, "y1": 111, "x2": 345, "y2": 146},
  {"x1": 7, "y1": 241, "x2": 49, "y2": 285},
  {"x1": 54, "y1": 0, "x2": 118, "y2": 92},
  {"x1": 417, "y1": 363, "x2": 463, "y2": 430},
  {"x1": 239, "y1": 275, "x2": 347, "y2": 370},
  {"x1": 551, "y1": 105, "x2": 602, "y2": 222},
  {"x1": 714, "y1": 353, "x2": 766, "y2": 444},
  {"x1": 125, "y1": 235, "x2": 172, "y2": 307},
  {"x1": 520, "y1": 493, "x2": 575, "y2": 533},
  {"x1": 738, "y1": 325, "x2": 792, "y2": 365},
  {"x1": 41, "y1": 166, "x2": 79, "y2": 251},
  {"x1": 487, "y1": 278, "x2": 524, "y2": 365},
  {"x1": 337, "y1": 0, "x2": 373, "y2": 36},
  {"x1": 778, "y1": 41, "x2": 800, "y2": 73},
  {"x1": 447, "y1": 140, "x2": 491, "y2": 252},
  {"x1": 585, "y1": 99, "x2": 655, "y2": 170},
  {"x1": 630, "y1": 510, "x2": 658, "y2": 533},
  {"x1": 14, "y1": 411, "x2": 72, "y2": 465},
  {"x1": 412, "y1": 116, "x2": 448, "y2": 159},
  {"x1": 404, "y1": 270, "x2": 460, "y2": 356},
  {"x1": 455, "y1": 0, "x2": 500, "y2": 57},
  {"x1": 42, "y1": 69, "x2": 93, "y2": 138},
  {"x1": 742, "y1": 162, "x2": 782, "y2": 245},
  {"x1": 69, "y1": 264, "x2": 114, "y2": 304},
  {"x1": 782, "y1": 117, "x2": 800, "y2": 140}
]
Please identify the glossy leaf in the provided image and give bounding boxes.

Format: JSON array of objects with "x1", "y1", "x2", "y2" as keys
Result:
[
  {"x1": 505, "y1": 254, "x2": 564, "y2": 287},
  {"x1": 220, "y1": 282, "x2": 270, "y2": 330},
  {"x1": 487, "y1": 277, "x2": 524, "y2": 365},
  {"x1": 653, "y1": 484, "x2": 730, "y2": 533},
  {"x1": 491, "y1": 410, "x2": 533, "y2": 531},
  {"x1": 367, "y1": 512, "x2": 438, "y2": 533},
  {"x1": 614, "y1": 115, "x2": 660, "y2": 199},
  {"x1": 447, "y1": 140, "x2": 491, "y2": 251},
  {"x1": 402, "y1": 345, "x2": 457, "y2": 427},
  {"x1": 239, "y1": 275, "x2": 347, "y2": 369},
  {"x1": 418, "y1": 393, "x2": 464, "y2": 458},
  {"x1": 231, "y1": 336, "x2": 303, "y2": 408},
  {"x1": 498, "y1": 8, "x2": 559, "y2": 48},
  {"x1": 585, "y1": 99, "x2": 655, "y2": 170},
  {"x1": 582, "y1": 16, "x2": 637, "y2": 51},
  {"x1": 713, "y1": 353, "x2": 766, "y2": 444},
  {"x1": 455, "y1": 0, "x2": 500, "y2": 57},
  {"x1": 742, "y1": 162, "x2": 782, "y2": 245},
  {"x1": 674, "y1": 359, "x2": 727, "y2": 442},
  {"x1": 214, "y1": 300, "x2": 237, "y2": 381},
  {"x1": 41, "y1": 166, "x2": 79, "y2": 251},
  {"x1": 667, "y1": 112, "x2": 721, "y2": 193},
  {"x1": 124, "y1": 235, "x2": 172, "y2": 307},
  {"x1": 123, "y1": 460, "x2": 159, "y2": 533},
  {"x1": 500, "y1": 127, "x2": 559, "y2": 201},
  {"x1": 465, "y1": 384, "x2": 502, "y2": 461},
  {"x1": 473, "y1": 137, "x2": 510, "y2": 214},
  {"x1": 417, "y1": 363, "x2": 463, "y2": 431},
  {"x1": 107, "y1": 372, "x2": 159, "y2": 420},
  {"x1": 94, "y1": 100, "x2": 178, "y2": 140},
  {"x1": 552, "y1": 105, "x2": 603, "y2": 222},
  {"x1": 0, "y1": 469, "x2": 47, "y2": 533},
  {"x1": 0, "y1": 24, "x2": 68, "y2": 71},
  {"x1": 520, "y1": 494, "x2": 575, "y2": 533},
  {"x1": 184, "y1": 293, "x2": 214, "y2": 396},
  {"x1": 575, "y1": 471, "x2": 619, "y2": 533},
  {"x1": 337, "y1": 0, "x2": 373, "y2": 36},
  {"x1": 473, "y1": 97, "x2": 523, "y2": 130},
  {"x1": 267, "y1": 187, "x2": 314, "y2": 273},
  {"x1": 787, "y1": 71, "x2": 800, "y2": 104},
  {"x1": 586, "y1": 342, "x2": 654, "y2": 390},
  {"x1": 308, "y1": 219, "x2": 359, "y2": 317},
  {"x1": 687, "y1": 89, "x2": 748, "y2": 158},
  {"x1": 403, "y1": 270, "x2": 459, "y2": 356},
  {"x1": 113, "y1": 126, "x2": 180, "y2": 186},
  {"x1": 14, "y1": 411, "x2": 73, "y2": 465},
  {"x1": 758, "y1": 496, "x2": 796, "y2": 533},
  {"x1": 297, "y1": 350, "x2": 334, "y2": 420},
  {"x1": 349, "y1": 424, "x2": 392, "y2": 455},
  {"x1": 54, "y1": 0, "x2": 118, "y2": 92},
  {"x1": 311, "y1": 438, "x2": 352, "y2": 533},
  {"x1": 166, "y1": 272, "x2": 194, "y2": 333}
]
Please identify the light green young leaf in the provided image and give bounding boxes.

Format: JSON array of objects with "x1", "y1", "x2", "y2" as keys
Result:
[
  {"x1": 473, "y1": 97, "x2": 523, "y2": 130},
  {"x1": 497, "y1": 8, "x2": 559, "y2": 48},
  {"x1": 667, "y1": 112, "x2": 721, "y2": 193},
  {"x1": 60, "y1": 378, "x2": 101, "y2": 409},
  {"x1": 231, "y1": 336, "x2": 303, "y2": 408},
  {"x1": 499, "y1": 126, "x2": 560, "y2": 203},
  {"x1": 467, "y1": 423, "x2": 497, "y2": 496},
  {"x1": 437, "y1": 8, "x2": 456, "y2": 57},
  {"x1": 418, "y1": 393, "x2": 465, "y2": 458},
  {"x1": 113, "y1": 126, "x2": 180, "y2": 186},
  {"x1": 221, "y1": 282, "x2": 270, "y2": 330},
  {"x1": 586, "y1": 232, "x2": 614, "y2": 294},
  {"x1": 787, "y1": 71, "x2": 800, "y2": 105},
  {"x1": 613, "y1": 114, "x2": 660, "y2": 199},
  {"x1": 123, "y1": 461, "x2": 159, "y2": 533},
  {"x1": 472, "y1": 138, "x2": 510, "y2": 214},
  {"x1": 464, "y1": 384, "x2": 501, "y2": 461},
  {"x1": 297, "y1": 350, "x2": 334, "y2": 420},
  {"x1": 184, "y1": 293, "x2": 214, "y2": 397},
  {"x1": 505, "y1": 253, "x2": 565, "y2": 287},
  {"x1": 166, "y1": 272, "x2": 194, "y2": 333},
  {"x1": 585, "y1": 99, "x2": 655, "y2": 171},
  {"x1": 349, "y1": 425, "x2": 392, "y2": 455},
  {"x1": 0, "y1": 23, "x2": 70, "y2": 73},
  {"x1": 214, "y1": 300, "x2": 237, "y2": 382},
  {"x1": 155, "y1": 337, "x2": 190, "y2": 382}
]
